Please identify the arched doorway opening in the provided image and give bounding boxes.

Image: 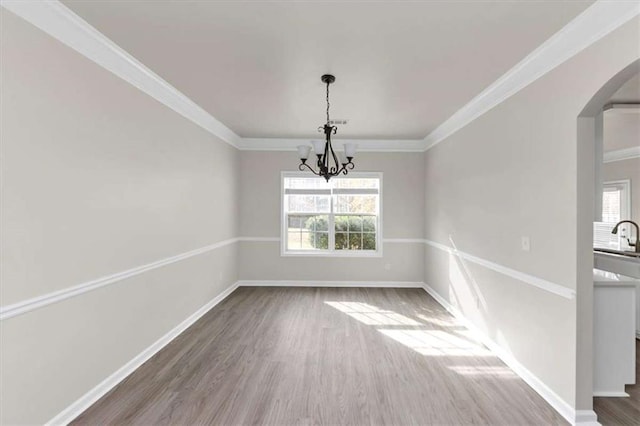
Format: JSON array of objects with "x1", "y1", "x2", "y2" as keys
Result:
[{"x1": 576, "y1": 59, "x2": 639, "y2": 422}]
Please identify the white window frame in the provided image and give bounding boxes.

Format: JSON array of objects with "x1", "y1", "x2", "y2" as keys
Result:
[
  {"x1": 602, "y1": 179, "x2": 631, "y2": 222},
  {"x1": 281, "y1": 171, "x2": 383, "y2": 258}
]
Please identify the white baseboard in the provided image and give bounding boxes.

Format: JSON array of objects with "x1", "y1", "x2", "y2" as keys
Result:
[
  {"x1": 593, "y1": 391, "x2": 629, "y2": 397},
  {"x1": 574, "y1": 410, "x2": 600, "y2": 426},
  {"x1": 237, "y1": 280, "x2": 424, "y2": 288},
  {"x1": 46, "y1": 281, "x2": 240, "y2": 426},
  {"x1": 421, "y1": 283, "x2": 596, "y2": 426}
]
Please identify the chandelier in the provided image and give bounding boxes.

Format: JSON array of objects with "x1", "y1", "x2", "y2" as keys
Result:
[{"x1": 297, "y1": 74, "x2": 357, "y2": 181}]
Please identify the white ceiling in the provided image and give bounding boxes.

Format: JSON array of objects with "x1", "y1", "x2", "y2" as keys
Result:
[{"x1": 62, "y1": 0, "x2": 594, "y2": 140}]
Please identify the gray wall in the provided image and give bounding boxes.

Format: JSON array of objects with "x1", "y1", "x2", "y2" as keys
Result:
[
  {"x1": 0, "y1": 10, "x2": 239, "y2": 424},
  {"x1": 423, "y1": 17, "x2": 639, "y2": 411},
  {"x1": 238, "y1": 151, "x2": 425, "y2": 283},
  {"x1": 603, "y1": 112, "x2": 640, "y2": 152}
]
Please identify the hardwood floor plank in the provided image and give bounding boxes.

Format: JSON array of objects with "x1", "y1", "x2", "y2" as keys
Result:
[{"x1": 72, "y1": 287, "x2": 568, "y2": 425}]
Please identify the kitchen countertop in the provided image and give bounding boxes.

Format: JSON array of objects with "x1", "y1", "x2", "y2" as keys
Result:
[
  {"x1": 593, "y1": 268, "x2": 640, "y2": 286},
  {"x1": 594, "y1": 248, "x2": 640, "y2": 259}
]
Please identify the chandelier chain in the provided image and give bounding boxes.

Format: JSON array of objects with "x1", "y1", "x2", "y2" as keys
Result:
[{"x1": 326, "y1": 81, "x2": 330, "y2": 124}]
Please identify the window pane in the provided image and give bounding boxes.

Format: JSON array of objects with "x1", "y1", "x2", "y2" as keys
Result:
[
  {"x1": 602, "y1": 189, "x2": 621, "y2": 223},
  {"x1": 348, "y1": 216, "x2": 362, "y2": 232},
  {"x1": 363, "y1": 233, "x2": 376, "y2": 250},
  {"x1": 306, "y1": 216, "x2": 329, "y2": 250},
  {"x1": 335, "y1": 216, "x2": 348, "y2": 232},
  {"x1": 288, "y1": 216, "x2": 303, "y2": 229},
  {"x1": 313, "y1": 215, "x2": 329, "y2": 231},
  {"x1": 285, "y1": 177, "x2": 331, "y2": 190},
  {"x1": 335, "y1": 195, "x2": 377, "y2": 214},
  {"x1": 362, "y1": 216, "x2": 376, "y2": 232},
  {"x1": 287, "y1": 195, "x2": 330, "y2": 213},
  {"x1": 335, "y1": 232, "x2": 348, "y2": 250},
  {"x1": 333, "y1": 178, "x2": 379, "y2": 189},
  {"x1": 349, "y1": 233, "x2": 363, "y2": 250},
  {"x1": 287, "y1": 215, "x2": 315, "y2": 250},
  {"x1": 312, "y1": 232, "x2": 329, "y2": 249}
]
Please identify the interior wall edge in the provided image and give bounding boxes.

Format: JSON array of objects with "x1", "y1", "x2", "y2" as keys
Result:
[
  {"x1": 44, "y1": 281, "x2": 240, "y2": 426},
  {"x1": 0, "y1": 238, "x2": 241, "y2": 321}
]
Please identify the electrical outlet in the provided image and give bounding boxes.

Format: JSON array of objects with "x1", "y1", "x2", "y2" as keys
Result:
[{"x1": 521, "y1": 236, "x2": 531, "y2": 252}]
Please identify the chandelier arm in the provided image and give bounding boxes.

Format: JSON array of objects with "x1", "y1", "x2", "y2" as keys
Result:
[
  {"x1": 299, "y1": 162, "x2": 320, "y2": 176},
  {"x1": 323, "y1": 134, "x2": 330, "y2": 174},
  {"x1": 317, "y1": 156, "x2": 326, "y2": 176},
  {"x1": 327, "y1": 134, "x2": 341, "y2": 175}
]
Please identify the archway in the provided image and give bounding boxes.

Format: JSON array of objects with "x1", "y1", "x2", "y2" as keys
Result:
[{"x1": 575, "y1": 59, "x2": 640, "y2": 418}]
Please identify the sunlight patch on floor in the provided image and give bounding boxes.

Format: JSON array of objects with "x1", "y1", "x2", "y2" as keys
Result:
[
  {"x1": 448, "y1": 365, "x2": 518, "y2": 378},
  {"x1": 414, "y1": 314, "x2": 460, "y2": 328},
  {"x1": 378, "y1": 329, "x2": 492, "y2": 357},
  {"x1": 325, "y1": 301, "x2": 422, "y2": 326}
]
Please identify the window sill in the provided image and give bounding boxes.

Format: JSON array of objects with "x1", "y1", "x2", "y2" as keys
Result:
[{"x1": 281, "y1": 250, "x2": 383, "y2": 258}]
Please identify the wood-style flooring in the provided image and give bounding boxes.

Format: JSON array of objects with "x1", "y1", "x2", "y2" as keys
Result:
[
  {"x1": 594, "y1": 338, "x2": 640, "y2": 426},
  {"x1": 73, "y1": 287, "x2": 567, "y2": 425}
]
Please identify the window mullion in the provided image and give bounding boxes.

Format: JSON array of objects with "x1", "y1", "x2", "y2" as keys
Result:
[{"x1": 329, "y1": 190, "x2": 335, "y2": 251}]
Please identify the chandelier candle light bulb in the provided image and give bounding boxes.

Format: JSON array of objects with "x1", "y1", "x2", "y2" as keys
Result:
[
  {"x1": 297, "y1": 145, "x2": 311, "y2": 161},
  {"x1": 311, "y1": 140, "x2": 326, "y2": 157},
  {"x1": 344, "y1": 143, "x2": 357, "y2": 161},
  {"x1": 297, "y1": 74, "x2": 357, "y2": 181}
]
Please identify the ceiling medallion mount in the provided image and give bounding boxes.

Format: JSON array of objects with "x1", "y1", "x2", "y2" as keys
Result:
[
  {"x1": 320, "y1": 74, "x2": 336, "y2": 84},
  {"x1": 296, "y1": 74, "x2": 357, "y2": 182}
]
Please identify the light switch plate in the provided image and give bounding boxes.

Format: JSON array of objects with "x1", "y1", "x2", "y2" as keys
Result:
[{"x1": 521, "y1": 236, "x2": 531, "y2": 252}]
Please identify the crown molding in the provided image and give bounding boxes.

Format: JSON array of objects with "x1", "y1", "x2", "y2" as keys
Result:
[
  {"x1": 3, "y1": 1, "x2": 637, "y2": 154},
  {"x1": 238, "y1": 138, "x2": 426, "y2": 152},
  {"x1": 603, "y1": 146, "x2": 640, "y2": 163},
  {"x1": 1, "y1": 0, "x2": 242, "y2": 148},
  {"x1": 423, "y1": 0, "x2": 640, "y2": 151}
]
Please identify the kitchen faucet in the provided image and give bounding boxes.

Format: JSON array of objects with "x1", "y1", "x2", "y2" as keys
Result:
[{"x1": 611, "y1": 220, "x2": 640, "y2": 253}]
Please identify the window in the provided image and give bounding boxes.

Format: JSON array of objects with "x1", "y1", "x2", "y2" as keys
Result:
[
  {"x1": 282, "y1": 172, "x2": 382, "y2": 256},
  {"x1": 594, "y1": 180, "x2": 631, "y2": 250},
  {"x1": 602, "y1": 180, "x2": 630, "y2": 224}
]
